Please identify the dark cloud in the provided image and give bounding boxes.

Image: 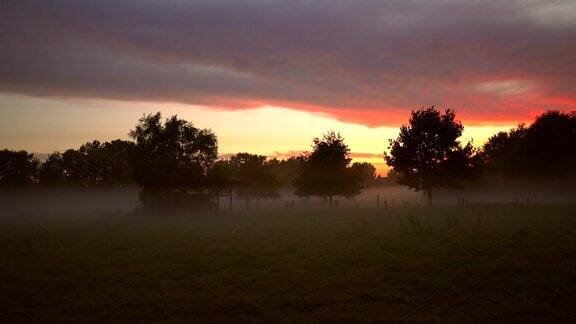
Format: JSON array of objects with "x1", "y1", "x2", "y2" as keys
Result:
[{"x1": 1, "y1": 0, "x2": 575, "y2": 125}]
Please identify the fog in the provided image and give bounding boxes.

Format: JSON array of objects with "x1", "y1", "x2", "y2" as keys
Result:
[
  {"x1": 2, "y1": 180, "x2": 576, "y2": 223},
  {"x1": 0, "y1": 186, "x2": 140, "y2": 222}
]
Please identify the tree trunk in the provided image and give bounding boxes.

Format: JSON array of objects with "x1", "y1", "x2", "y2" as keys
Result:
[
  {"x1": 426, "y1": 187, "x2": 432, "y2": 208},
  {"x1": 329, "y1": 195, "x2": 333, "y2": 211}
]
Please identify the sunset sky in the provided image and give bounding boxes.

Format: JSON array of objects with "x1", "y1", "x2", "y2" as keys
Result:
[{"x1": 1, "y1": 0, "x2": 575, "y2": 174}]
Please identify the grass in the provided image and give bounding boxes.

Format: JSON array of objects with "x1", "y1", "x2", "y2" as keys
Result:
[{"x1": 2, "y1": 204, "x2": 576, "y2": 322}]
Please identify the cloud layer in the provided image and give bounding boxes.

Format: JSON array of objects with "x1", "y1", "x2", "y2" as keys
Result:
[{"x1": 1, "y1": 0, "x2": 575, "y2": 126}]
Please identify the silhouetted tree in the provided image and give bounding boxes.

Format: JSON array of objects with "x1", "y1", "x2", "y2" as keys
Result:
[
  {"x1": 524, "y1": 110, "x2": 576, "y2": 176},
  {"x1": 385, "y1": 107, "x2": 478, "y2": 207},
  {"x1": 0, "y1": 149, "x2": 39, "y2": 186},
  {"x1": 207, "y1": 160, "x2": 235, "y2": 181},
  {"x1": 268, "y1": 156, "x2": 304, "y2": 186},
  {"x1": 350, "y1": 162, "x2": 377, "y2": 186},
  {"x1": 480, "y1": 126, "x2": 527, "y2": 177},
  {"x1": 129, "y1": 112, "x2": 217, "y2": 191},
  {"x1": 38, "y1": 140, "x2": 135, "y2": 186},
  {"x1": 481, "y1": 110, "x2": 576, "y2": 178},
  {"x1": 38, "y1": 152, "x2": 66, "y2": 185},
  {"x1": 61, "y1": 149, "x2": 86, "y2": 184},
  {"x1": 227, "y1": 153, "x2": 280, "y2": 201},
  {"x1": 295, "y1": 132, "x2": 362, "y2": 208},
  {"x1": 39, "y1": 148, "x2": 89, "y2": 186},
  {"x1": 98, "y1": 140, "x2": 136, "y2": 185},
  {"x1": 76, "y1": 141, "x2": 107, "y2": 185}
]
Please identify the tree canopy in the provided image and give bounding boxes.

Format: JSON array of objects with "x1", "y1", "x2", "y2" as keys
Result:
[
  {"x1": 351, "y1": 162, "x2": 377, "y2": 186},
  {"x1": 129, "y1": 112, "x2": 217, "y2": 190},
  {"x1": 214, "y1": 153, "x2": 281, "y2": 200},
  {"x1": 481, "y1": 110, "x2": 576, "y2": 178},
  {"x1": 295, "y1": 132, "x2": 362, "y2": 205},
  {"x1": 385, "y1": 107, "x2": 478, "y2": 206},
  {"x1": 38, "y1": 140, "x2": 135, "y2": 186},
  {"x1": 0, "y1": 149, "x2": 39, "y2": 186}
]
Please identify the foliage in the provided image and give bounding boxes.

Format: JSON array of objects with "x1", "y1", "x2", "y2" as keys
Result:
[
  {"x1": 38, "y1": 140, "x2": 135, "y2": 186},
  {"x1": 4, "y1": 108, "x2": 576, "y2": 193},
  {"x1": 295, "y1": 131, "x2": 362, "y2": 199},
  {"x1": 0, "y1": 149, "x2": 39, "y2": 186},
  {"x1": 225, "y1": 153, "x2": 280, "y2": 200},
  {"x1": 350, "y1": 162, "x2": 377, "y2": 186},
  {"x1": 129, "y1": 112, "x2": 217, "y2": 190},
  {"x1": 384, "y1": 107, "x2": 479, "y2": 205},
  {"x1": 38, "y1": 152, "x2": 65, "y2": 185},
  {"x1": 207, "y1": 160, "x2": 235, "y2": 181},
  {"x1": 267, "y1": 156, "x2": 304, "y2": 186},
  {"x1": 481, "y1": 110, "x2": 576, "y2": 178}
]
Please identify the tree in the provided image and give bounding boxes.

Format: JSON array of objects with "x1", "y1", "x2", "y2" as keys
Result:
[
  {"x1": 0, "y1": 149, "x2": 39, "y2": 186},
  {"x1": 384, "y1": 107, "x2": 478, "y2": 207},
  {"x1": 207, "y1": 160, "x2": 235, "y2": 181},
  {"x1": 227, "y1": 153, "x2": 280, "y2": 201},
  {"x1": 480, "y1": 125, "x2": 527, "y2": 177},
  {"x1": 98, "y1": 140, "x2": 136, "y2": 185},
  {"x1": 294, "y1": 132, "x2": 362, "y2": 208},
  {"x1": 268, "y1": 156, "x2": 304, "y2": 186},
  {"x1": 38, "y1": 140, "x2": 135, "y2": 186},
  {"x1": 38, "y1": 152, "x2": 66, "y2": 185},
  {"x1": 481, "y1": 110, "x2": 576, "y2": 178},
  {"x1": 129, "y1": 112, "x2": 217, "y2": 190},
  {"x1": 522, "y1": 110, "x2": 576, "y2": 177},
  {"x1": 350, "y1": 162, "x2": 377, "y2": 186}
]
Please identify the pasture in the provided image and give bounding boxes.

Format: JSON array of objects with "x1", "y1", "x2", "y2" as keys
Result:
[{"x1": 2, "y1": 203, "x2": 576, "y2": 322}]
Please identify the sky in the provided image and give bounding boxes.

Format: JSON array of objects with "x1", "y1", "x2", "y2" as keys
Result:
[{"x1": 1, "y1": 0, "x2": 575, "y2": 174}]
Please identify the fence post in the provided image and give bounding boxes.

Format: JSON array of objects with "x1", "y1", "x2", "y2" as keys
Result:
[{"x1": 228, "y1": 184, "x2": 233, "y2": 211}]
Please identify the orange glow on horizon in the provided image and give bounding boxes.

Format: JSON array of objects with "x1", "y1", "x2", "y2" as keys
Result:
[{"x1": 0, "y1": 94, "x2": 544, "y2": 177}]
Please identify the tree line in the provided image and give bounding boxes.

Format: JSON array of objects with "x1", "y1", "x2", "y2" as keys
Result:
[
  {"x1": 0, "y1": 112, "x2": 375, "y2": 203},
  {"x1": 1, "y1": 108, "x2": 575, "y2": 206}
]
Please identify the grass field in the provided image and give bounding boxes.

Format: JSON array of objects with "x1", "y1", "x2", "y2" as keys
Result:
[{"x1": 2, "y1": 204, "x2": 576, "y2": 322}]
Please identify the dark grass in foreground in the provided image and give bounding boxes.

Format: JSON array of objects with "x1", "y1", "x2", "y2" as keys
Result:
[{"x1": 2, "y1": 204, "x2": 576, "y2": 322}]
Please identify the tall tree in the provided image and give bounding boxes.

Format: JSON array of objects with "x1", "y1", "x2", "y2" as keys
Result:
[
  {"x1": 384, "y1": 107, "x2": 478, "y2": 207},
  {"x1": 0, "y1": 149, "x2": 39, "y2": 186},
  {"x1": 129, "y1": 112, "x2": 217, "y2": 190},
  {"x1": 295, "y1": 132, "x2": 362, "y2": 207}
]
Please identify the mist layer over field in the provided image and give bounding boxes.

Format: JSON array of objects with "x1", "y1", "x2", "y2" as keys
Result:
[{"x1": 2, "y1": 181, "x2": 576, "y2": 221}]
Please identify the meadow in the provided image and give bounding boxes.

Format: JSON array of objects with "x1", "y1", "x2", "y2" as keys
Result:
[{"x1": 2, "y1": 202, "x2": 576, "y2": 322}]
